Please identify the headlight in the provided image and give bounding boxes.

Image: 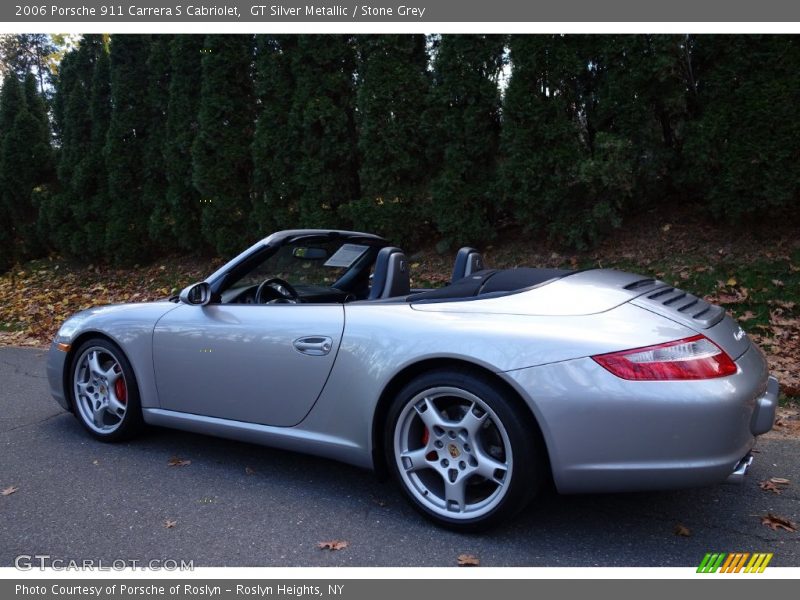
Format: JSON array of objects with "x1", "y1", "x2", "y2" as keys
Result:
[{"x1": 55, "y1": 315, "x2": 86, "y2": 342}]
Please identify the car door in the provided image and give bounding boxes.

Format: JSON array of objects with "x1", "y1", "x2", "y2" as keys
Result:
[{"x1": 152, "y1": 303, "x2": 344, "y2": 427}]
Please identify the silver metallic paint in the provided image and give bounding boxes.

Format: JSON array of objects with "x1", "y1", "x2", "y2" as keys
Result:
[
  {"x1": 504, "y1": 343, "x2": 768, "y2": 493},
  {"x1": 47, "y1": 259, "x2": 778, "y2": 494},
  {"x1": 49, "y1": 302, "x2": 180, "y2": 411},
  {"x1": 152, "y1": 303, "x2": 345, "y2": 426}
]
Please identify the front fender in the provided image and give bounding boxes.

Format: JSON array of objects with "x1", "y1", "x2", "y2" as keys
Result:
[{"x1": 49, "y1": 302, "x2": 179, "y2": 410}]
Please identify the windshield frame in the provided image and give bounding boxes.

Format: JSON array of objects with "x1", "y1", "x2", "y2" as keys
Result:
[{"x1": 208, "y1": 231, "x2": 389, "y2": 300}]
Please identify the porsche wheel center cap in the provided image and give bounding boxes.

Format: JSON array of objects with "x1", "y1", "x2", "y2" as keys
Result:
[{"x1": 447, "y1": 443, "x2": 461, "y2": 459}]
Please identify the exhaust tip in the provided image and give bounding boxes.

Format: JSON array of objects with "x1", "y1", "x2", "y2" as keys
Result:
[{"x1": 726, "y1": 453, "x2": 754, "y2": 484}]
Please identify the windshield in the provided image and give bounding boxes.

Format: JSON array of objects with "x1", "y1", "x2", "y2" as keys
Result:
[{"x1": 226, "y1": 238, "x2": 374, "y2": 291}]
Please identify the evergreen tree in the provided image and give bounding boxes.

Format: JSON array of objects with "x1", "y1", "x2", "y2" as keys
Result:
[
  {"x1": 501, "y1": 35, "x2": 634, "y2": 248},
  {"x1": 78, "y1": 42, "x2": 112, "y2": 258},
  {"x1": 288, "y1": 35, "x2": 359, "y2": 228},
  {"x1": 591, "y1": 35, "x2": 686, "y2": 203},
  {"x1": 682, "y1": 35, "x2": 800, "y2": 221},
  {"x1": 427, "y1": 34, "x2": 504, "y2": 245},
  {"x1": 162, "y1": 35, "x2": 204, "y2": 251},
  {"x1": 0, "y1": 73, "x2": 24, "y2": 270},
  {"x1": 19, "y1": 73, "x2": 54, "y2": 248},
  {"x1": 0, "y1": 34, "x2": 57, "y2": 94},
  {"x1": 143, "y1": 35, "x2": 173, "y2": 249},
  {"x1": 41, "y1": 42, "x2": 89, "y2": 253},
  {"x1": 192, "y1": 34, "x2": 255, "y2": 256},
  {"x1": 341, "y1": 34, "x2": 430, "y2": 246},
  {"x1": 252, "y1": 34, "x2": 299, "y2": 234},
  {"x1": 40, "y1": 35, "x2": 107, "y2": 257},
  {"x1": 0, "y1": 73, "x2": 54, "y2": 268},
  {"x1": 104, "y1": 34, "x2": 152, "y2": 263}
]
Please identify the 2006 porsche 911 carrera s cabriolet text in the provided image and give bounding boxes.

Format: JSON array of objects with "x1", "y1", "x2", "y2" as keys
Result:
[{"x1": 47, "y1": 229, "x2": 779, "y2": 530}]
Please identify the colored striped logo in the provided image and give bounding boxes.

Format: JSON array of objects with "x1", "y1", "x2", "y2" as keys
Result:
[{"x1": 697, "y1": 553, "x2": 773, "y2": 573}]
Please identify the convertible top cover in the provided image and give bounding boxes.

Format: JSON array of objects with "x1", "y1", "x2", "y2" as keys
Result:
[{"x1": 409, "y1": 268, "x2": 574, "y2": 302}]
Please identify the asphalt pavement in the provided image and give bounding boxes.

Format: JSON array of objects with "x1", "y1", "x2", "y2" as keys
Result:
[{"x1": 1, "y1": 347, "x2": 798, "y2": 567}]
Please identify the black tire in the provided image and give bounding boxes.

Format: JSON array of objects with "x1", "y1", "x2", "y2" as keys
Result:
[
  {"x1": 69, "y1": 338, "x2": 144, "y2": 442},
  {"x1": 385, "y1": 368, "x2": 544, "y2": 531}
]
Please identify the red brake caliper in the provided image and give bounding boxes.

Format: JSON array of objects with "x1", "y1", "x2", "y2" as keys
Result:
[
  {"x1": 422, "y1": 428, "x2": 437, "y2": 461},
  {"x1": 114, "y1": 376, "x2": 127, "y2": 405}
]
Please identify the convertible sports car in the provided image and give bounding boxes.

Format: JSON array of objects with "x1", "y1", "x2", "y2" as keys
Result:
[{"x1": 47, "y1": 229, "x2": 779, "y2": 530}]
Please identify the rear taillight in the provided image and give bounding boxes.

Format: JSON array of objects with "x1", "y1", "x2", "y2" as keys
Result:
[{"x1": 592, "y1": 334, "x2": 737, "y2": 381}]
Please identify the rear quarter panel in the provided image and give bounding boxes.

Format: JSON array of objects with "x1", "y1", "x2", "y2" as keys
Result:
[{"x1": 299, "y1": 301, "x2": 694, "y2": 467}]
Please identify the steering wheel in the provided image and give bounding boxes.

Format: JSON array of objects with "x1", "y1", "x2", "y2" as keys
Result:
[{"x1": 255, "y1": 277, "x2": 301, "y2": 304}]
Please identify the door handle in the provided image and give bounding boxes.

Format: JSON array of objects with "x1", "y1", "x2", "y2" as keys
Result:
[{"x1": 293, "y1": 336, "x2": 333, "y2": 356}]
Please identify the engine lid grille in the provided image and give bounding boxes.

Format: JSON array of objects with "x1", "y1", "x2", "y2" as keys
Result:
[{"x1": 631, "y1": 285, "x2": 726, "y2": 329}]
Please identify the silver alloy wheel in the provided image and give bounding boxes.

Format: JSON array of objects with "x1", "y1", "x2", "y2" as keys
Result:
[
  {"x1": 73, "y1": 346, "x2": 128, "y2": 434},
  {"x1": 393, "y1": 386, "x2": 513, "y2": 520}
]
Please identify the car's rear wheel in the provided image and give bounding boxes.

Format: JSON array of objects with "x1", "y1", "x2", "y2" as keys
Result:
[
  {"x1": 386, "y1": 369, "x2": 543, "y2": 531},
  {"x1": 70, "y1": 338, "x2": 143, "y2": 442}
]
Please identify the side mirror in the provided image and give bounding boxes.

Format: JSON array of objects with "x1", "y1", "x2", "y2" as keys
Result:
[{"x1": 179, "y1": 282, "x2": 211, "y2": 306}]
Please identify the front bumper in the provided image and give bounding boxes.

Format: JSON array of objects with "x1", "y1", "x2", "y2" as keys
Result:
[
  {"x1": 504, "y1": 343, "x2": 776, "y2": 494},
  {"x1": 46, "y1": 341, "x2": 70, "y2": 411}
]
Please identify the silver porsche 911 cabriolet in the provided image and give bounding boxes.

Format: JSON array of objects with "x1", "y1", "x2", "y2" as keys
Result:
[{"x1": 47, "y1": 229, "x2": 779, "y2": 530}]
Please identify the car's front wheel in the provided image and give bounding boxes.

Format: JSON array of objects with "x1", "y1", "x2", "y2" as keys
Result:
[
  {"x1": 386, "y1": 369, "x2": 544, "y2": 531},
  {"x1": 70, "y1": 338, "x2": 143, "y2": 441}
]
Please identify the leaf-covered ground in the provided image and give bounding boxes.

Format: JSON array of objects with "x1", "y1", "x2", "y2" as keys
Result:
[
  {"x1": 1, "y1": 211, "x2": 798, "y2": 402},
  {"x1": 0, "y1": 255, "x2": 221, "y2": 347}
]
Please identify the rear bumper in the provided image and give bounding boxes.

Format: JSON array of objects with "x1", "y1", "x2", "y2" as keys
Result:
[
  {"x1": 504, "y1": 343, "x2": 776, "y2": 494},
  {"x1": 751, "y1": 375, "x2": 779, "y2": 436}
]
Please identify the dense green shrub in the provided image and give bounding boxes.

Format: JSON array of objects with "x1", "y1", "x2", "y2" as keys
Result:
[
  {"x1": 191, "y1": 34, "x2": 255, "y2": 256},
  {"x1": 1, "y1": 33, "x2": 798, "y2": 274}
]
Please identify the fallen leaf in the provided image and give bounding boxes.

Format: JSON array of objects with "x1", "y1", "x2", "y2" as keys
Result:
[
  {"x1": 770, "y1": 477, "x2": 791, "y2": 485},
  {"x1": 167, "y1": 457, "x2": 191, "y2": 467},
  {"x1": 661, "y1": 224, "x2": 671, "y2": 232},
  {"x1": 737, "y1": 311, "x2": 757, "y2": 322},
  {"x1": 164, "y1": 519, "x2": 177, "y2": 529},
  {"x1": 726, "y1": 277, "x2": 737, "y2": 287},
  {"x1": 457, "y1": 553, "x2": 480, "y2": 566},
  {"x1": 759, "y1": 480, "x2": 782, "y2": 494},
  {"x1": 317, "y1": 540, "x2": 349, "y2": 551},
  {"x1": 771, "y1": 279, "x2": 784, "y2": 287},
  {"x1": 760, "y1": 513, "x2": 797, "y2": 532},
  {"x1": 1, "y1": 485, "x2": 19, "y2": 496},
  {"x1": 245, "y1": 467, "x2": 256, "y2": 475},
  {"x1": 674, "y1": 523, "x2": 691, "y2": 537}
]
